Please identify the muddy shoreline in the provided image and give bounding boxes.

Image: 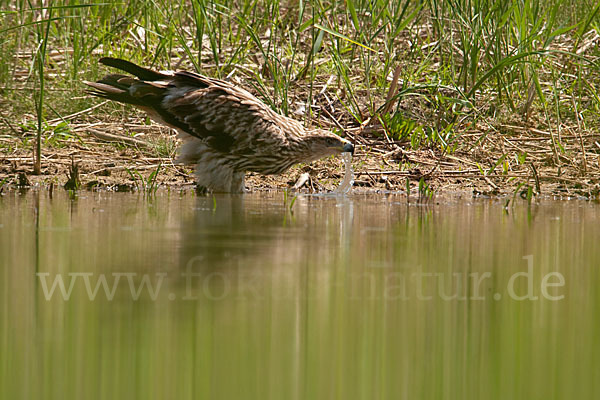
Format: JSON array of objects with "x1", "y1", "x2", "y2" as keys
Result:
[{"x1": 2, "y1": 124, "x2": 598, "y2": 200}]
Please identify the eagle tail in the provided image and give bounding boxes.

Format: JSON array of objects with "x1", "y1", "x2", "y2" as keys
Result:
[
  {"x1": 85, "y1": 58, "x2": 211, "y2": 108},
  {"x1": 83, "y1": 74, "x2": 144, "y2": 106},
  {"x1": 84, "y1": 57, "x2": 223, "y2": 150},
  {"x1": 98, "y1": 57, "x2": 169, "y2": 81},
  {"x1": 84, "y1": 59, "x2": 200, "y2": 136},
  {"x1": 84, "y1": 58, "x2": 172, "y2": 105}
]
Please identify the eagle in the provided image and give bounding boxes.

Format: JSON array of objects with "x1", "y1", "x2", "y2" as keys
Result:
[{"x1": 84, "y1": 58, "x2": 354, "y2": 192}]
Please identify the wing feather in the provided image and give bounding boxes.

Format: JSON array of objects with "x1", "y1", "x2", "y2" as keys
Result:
[
  {"x1": 86, "y1": 58, "x2": 300, "y2": 156},
  {"x1": 162, "y1": 77, "x2": 291, "y2": 155}
]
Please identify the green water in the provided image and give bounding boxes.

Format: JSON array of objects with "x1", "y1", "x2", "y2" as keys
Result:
[{"x1": 0, "y1": 191, "x2": 598, "y2": 399}]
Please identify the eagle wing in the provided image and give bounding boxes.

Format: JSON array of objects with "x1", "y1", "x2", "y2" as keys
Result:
[
  {"x1": 163, "y1": 72, "x2": 296, "y2": 155},
  {"x1": 85, "y1": 58, "x2": 302, "y2": 156}
]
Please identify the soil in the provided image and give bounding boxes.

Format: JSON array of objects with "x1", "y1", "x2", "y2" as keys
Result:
[{"x1": 2, "y1": 110, "x2": 600, "y2": 200}]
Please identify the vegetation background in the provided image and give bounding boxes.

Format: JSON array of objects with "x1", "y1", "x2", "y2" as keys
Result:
[{"x1": 1, "y1": 0, "x2": 599, "y2": 197}]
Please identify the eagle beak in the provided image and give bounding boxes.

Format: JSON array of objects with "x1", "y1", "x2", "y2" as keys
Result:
[{"x1": 342, "y1": 142, "x2": 355, "y2": 154}]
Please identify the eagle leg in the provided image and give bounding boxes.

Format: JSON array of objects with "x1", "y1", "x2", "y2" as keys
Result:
[
  {"x1": 193, "y1": 162, "x2": 245, "y2": 193},
  {"x1": 177, "y1": 136, "x2": 245, "y2": 193}
]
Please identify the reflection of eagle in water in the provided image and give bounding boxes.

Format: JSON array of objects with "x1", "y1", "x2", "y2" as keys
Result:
[{"x1": 85, "y1": 58, "x2": 354, "y2": 192}]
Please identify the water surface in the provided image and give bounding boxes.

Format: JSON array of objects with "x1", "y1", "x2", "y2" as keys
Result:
[{"x1": 1, "y1": 191, "x2": 598, "y2": 399}]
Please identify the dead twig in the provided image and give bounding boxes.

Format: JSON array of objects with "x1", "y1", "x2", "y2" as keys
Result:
[
  {"x1": 47, "y1": 100, "x2": 110, "y2": 126},
  {"x1": 381, "y1": 65, "x2": 402, "y2": 116},
  {"x1": 85, "y1": 127, "x2": 150, "y2": 148}
]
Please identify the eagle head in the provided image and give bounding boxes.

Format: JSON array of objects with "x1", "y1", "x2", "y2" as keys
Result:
[{"x1": 300, "y1": 130, "x2": 354, "y2": 162}]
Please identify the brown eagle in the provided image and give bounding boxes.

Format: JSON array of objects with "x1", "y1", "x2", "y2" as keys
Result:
[{"x1": 84, "y1": 58, "x2": 354, "y2": 192}]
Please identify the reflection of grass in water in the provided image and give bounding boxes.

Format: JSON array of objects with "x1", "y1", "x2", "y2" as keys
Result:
[{"x1": 2, "y1": 193, "x2": 598, "y2": 399}]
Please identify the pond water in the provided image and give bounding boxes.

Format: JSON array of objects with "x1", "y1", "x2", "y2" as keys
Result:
[{"x1": 0, "y1": 191, "x2": 598, "y2": 400}]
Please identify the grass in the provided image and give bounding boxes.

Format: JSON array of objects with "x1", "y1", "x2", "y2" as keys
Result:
[
  {"x1": 0, "y1": 0, "x2": 599, "y2": 193},
  {"x1": 283, "y1": 189, "x2": 298, "y2": 212},
  {"x1": 126, "y1": 163, "x2": 162, "y2": 195}
]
